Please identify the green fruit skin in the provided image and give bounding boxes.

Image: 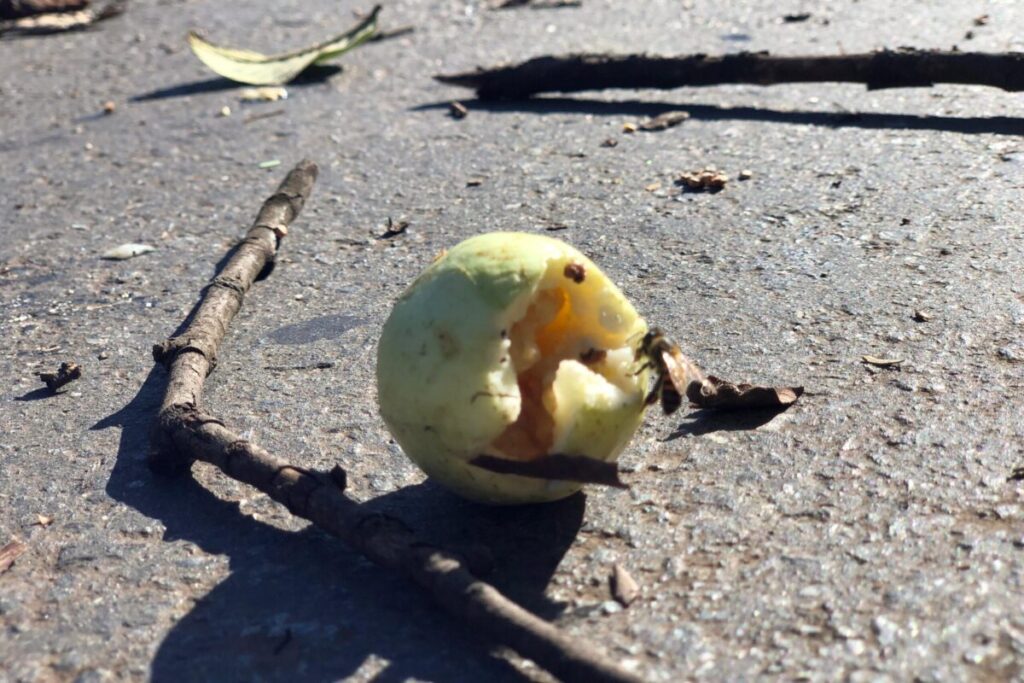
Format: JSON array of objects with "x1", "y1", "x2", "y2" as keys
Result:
[{"x1": 376, "y1": 232, "x2": 647, "y2": 504}]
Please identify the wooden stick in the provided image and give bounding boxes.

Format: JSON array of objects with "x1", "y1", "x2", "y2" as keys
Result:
[
  {"x1": 436, "y1": 50, "x2": 1024, "y2": 99},
  {"x1": 148, "y1": 160, "x2": 643, "y2": 683}
]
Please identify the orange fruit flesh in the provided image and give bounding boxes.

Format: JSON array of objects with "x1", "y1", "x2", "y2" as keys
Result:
[{"x1": 491, "y1": 286, "x2": 579, "y2": 460}]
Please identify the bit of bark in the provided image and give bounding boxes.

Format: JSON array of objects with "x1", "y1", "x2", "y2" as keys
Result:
[
  {"x1": 147, "y1": 160, "x2": 642, "y2": 683},
  {"x1": 435, "y1": 50, "x2": 1024, "y2": 100},
  {"x1": 686, "y1": 376, "x2": 803, "y2": 411},
  {"x1": 637, "y1": 110, "x2": 689, "y2": 131},
  {"x1": 37, "y1": 361, "x2": 82, "y2": 392},
  {"x1": 861, "y1": 355, "x2": 904, "y2": 368},
  {"x1": 0, "y1": 539, "x2": 27, "y2": 573},
  {"x1": 912, "y1": 310, "x2": 932, "y2": 323},
  {"x1": 379, "y1": 217, "x2": 409, "y2": 239},
  {"x1": 782, "y1": 12, "x2": 811, "y2": 23},
  {"x1": 470, "y1": 454, "x2": 627, "y2": 489},
  {"x1": 491, "y1": 0, "x2": 581, "y2": 9},
  {"x1": 610, "y1": 564, "x2": 639, "y2": 606},
  {"x1": 676, "y1": 169, "x2": 728, "y2": 193},
  {"x1": 449, "y1": 101, "x2": 468, "y2": 119}
]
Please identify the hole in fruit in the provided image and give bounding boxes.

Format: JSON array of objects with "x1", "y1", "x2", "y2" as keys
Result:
[{"x1": 489, "y1": 260, "x2": 640, "y2": 462}]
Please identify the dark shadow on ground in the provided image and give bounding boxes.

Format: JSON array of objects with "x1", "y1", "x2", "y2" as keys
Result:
[
  {"x1": 415, "y1": 96, "x2": 1024, "y2": 136},
  {"x1": 132, "y1": 65, "x2": 343, "y2": 102},
  {"x1": 14, "y1": 387, "x2": 59, "y2": 402},
  {"x1": 666, "y1": 407, "x2": 793, "y2": 439},
  {"x1": 92, "y1": 362, "x2": 582, "y2": 681}
]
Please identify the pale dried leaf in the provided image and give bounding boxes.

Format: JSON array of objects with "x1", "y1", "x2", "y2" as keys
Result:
[
  {"x1": 862, "y1": 355, "x2": 903, "y2": 368},
  {"x1": 101, "y1": 243, "x2": 155, "y2": 260},
  {"x1": 187, "y1": 6, "x2": 379, "y2": 85},
  {"x1": 240, "y1": 86, "x2": 288, "y2": 102}
]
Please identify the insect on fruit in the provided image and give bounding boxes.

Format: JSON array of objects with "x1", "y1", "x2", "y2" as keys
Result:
[{"x1": 635, "y1": 329, "x2": 703, "y2": 415}]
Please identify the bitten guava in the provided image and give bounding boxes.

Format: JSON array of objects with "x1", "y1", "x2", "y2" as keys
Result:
[{"x1": 376, "y1": 232, "x2": 648, "y2": 504}]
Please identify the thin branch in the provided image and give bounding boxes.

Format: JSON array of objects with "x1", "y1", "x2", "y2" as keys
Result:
[
  {"x1": 0, "y1": 0, "x2": 87, "y2": 19},
  {"x1": 148, "y1": 160, "x2": 643, "y2": 683},
  {"x1": 435, "y1": 50, "x2": 1024, "y2": 99}
]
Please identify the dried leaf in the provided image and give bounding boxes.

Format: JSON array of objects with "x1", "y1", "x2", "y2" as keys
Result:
[
  {"x1": 862, "y1": 355, "x2": 903, "y2": 368},
  {"x1": 101, "y1": 243, "x2": 155, "y2": 260},
  {"x1": 470, "y1": 453, "x2": 626, "y2": 488},
  {"x1": 687, "y1": 376, "x2": 803, "y2": 411},
  {"x1": 187, "y1": 5, "x2": 379, "y2": 86},
  {"x1": 0, "y1": 539, "x2": 27, "y2": 573},
  {"x1": 610, "y1": 564, "x2": 639, "y2": 606},
  {"x1": 637, "y1": 110, "x2": 690, "y2": 131},
  {"x1": 676, "y1": 169, "x2": 728, "y2": 193}
]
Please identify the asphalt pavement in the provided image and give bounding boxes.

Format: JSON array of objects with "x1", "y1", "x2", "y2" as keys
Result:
[{"x1": 1, "y1": 1, "x2": 1023, "y2": 681}]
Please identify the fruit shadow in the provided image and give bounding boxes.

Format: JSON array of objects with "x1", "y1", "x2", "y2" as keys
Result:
[
  {"x1": 94, "y1": 364, "x2": 583, "y2": 682},
  {"x1": 131, "y1": 65, "x2": 343, "y2": 102}
]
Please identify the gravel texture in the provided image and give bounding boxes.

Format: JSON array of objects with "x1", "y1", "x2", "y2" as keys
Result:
[{"x1": 2, "y1": 1, "x2": 1023, "y2": 681}]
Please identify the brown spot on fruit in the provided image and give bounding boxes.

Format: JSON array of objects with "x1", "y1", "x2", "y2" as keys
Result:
[
  {"x1": 436, "y1": 329, "x2": 459, "y2": 358},
  {"x1": 563, "y1": 262, "x2": 586, "y2": 284}
]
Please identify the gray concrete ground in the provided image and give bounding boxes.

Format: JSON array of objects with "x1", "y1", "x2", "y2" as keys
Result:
[{"x1": 2, "y1": 0, "x2": 1023, "y2": 681}]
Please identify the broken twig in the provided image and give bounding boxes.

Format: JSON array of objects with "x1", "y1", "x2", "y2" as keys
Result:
[
  {"x1": 436, "y1": 50, "x2": 1024, "y2": 99},
  {"x1": 148, "y1": 160, "x2": 642, "y2": 683},
  {"x1": 37, "y1": 361, "x2": 82, "y2": 392}
]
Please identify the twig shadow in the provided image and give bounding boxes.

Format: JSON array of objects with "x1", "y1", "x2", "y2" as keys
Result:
[
  {"x1": 91, "y1": 362, "x2": 581, "y2": 679},
  {"x1": 415, "y1": 96, "x2": 1024, "y2": 136},
  {"x1": 665, "y1": 407, "x2": 793, "y2": 439},
  {"x1": 132, "y1": 65, "x2": 342, "y2": 102},
  {"x1": 14, "y1": 387, "x2": 58, "y2": 402}
]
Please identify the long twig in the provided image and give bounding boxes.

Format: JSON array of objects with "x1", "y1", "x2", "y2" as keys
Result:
[
  {"x1": 148, "y1": 160, "x2": 642, "y2": 683},
  {"x1": 436, "y1": 50, "x2": 1024, "y2": 99}
]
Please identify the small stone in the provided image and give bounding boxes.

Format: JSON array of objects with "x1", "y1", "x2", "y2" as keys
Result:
[
  {"x1": 738, "y1": 169, "x2": 753, "y2": 180},
  {"x1": 601, "y1": 600, "x2": 623, "y2": 615},
  {"x1": 872, "y1": 615, "x2": 899, "y2": 647},
  {"x1": 102, "y1": 101, "x2": 116, "y2": 115},
  {"x1": 219, "y1": 106, "x2": 232, "y2": 117},
  {"x1": 610, "y1": 563, "x2": 640, "y2": 606},
  {"x1": 912, "y1": 310, "x2": 932, "y2": 322},
  {"x1": 998, "y1": 344, "x2": 1024, "y2": 362}
]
